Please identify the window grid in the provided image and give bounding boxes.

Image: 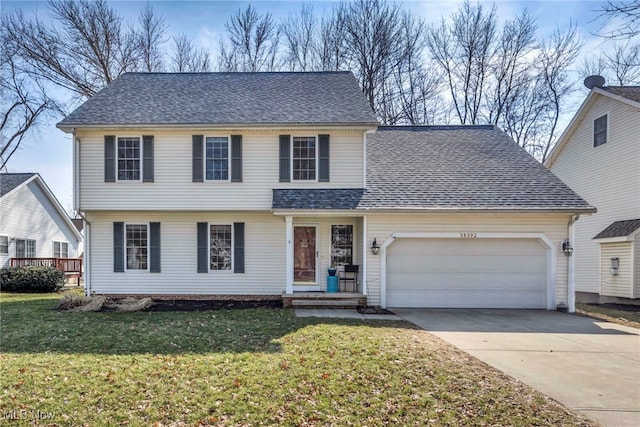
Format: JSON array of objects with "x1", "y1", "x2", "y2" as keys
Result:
[
  {"x1": 53, "y1": 241, "x2": 69, "y2": 258},
  {"x1": 210, "y1": 224, "x2": 232, "y2": 270},
  {"x1": 293, "y1": 136, "x2": 316, "y2": 180},
  {"x1": 0, "y1": 236, "x2": 8, "y2": 254},
  {"x1": 126, "y1": 224, "x2": 148, "y2": 270},
  {"x1": 117, "y1": 137, "x2": 141, "y2": 180},
  {"x1": 16, "y1": 239, "x2": 36, "y2": 258},
  {"x1": 206, "y1": 137, "x2": 229, "y2": 181},
  {"x1": 594, "y1": 115, "x2": 607, "y2": 147},
  {"x1": 331, "y1": 225, "x2": 353, "y2": 266}
]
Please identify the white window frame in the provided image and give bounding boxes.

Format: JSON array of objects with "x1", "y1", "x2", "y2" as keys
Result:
[
  {"x1": 116, "y1": 135, "x2": 143, "y2": 182},
  {"x1": 204, "y1": 135, "x2": 231, "y2": 182},
  {"x1": 291, "y1": 135, "x2": 319, "y2": 182},
  {"x1": 208, "y1": 223, "x2": 234, "y2": 272},
  {"x1": 15, "y1": 239, "x2": 36, "y2": 258},
  {"x1": 53, "y1": 241, "x2": 69, "y2": 258},
  {"x1": 593, "y1": 113, "x2": 608, "y2": 148},
  {"x1": 124, "y1": 223, "x2": 149, "y2": 271},
  {"x1": 0, "y1": 236, "x2": 8, "y2": 254}
]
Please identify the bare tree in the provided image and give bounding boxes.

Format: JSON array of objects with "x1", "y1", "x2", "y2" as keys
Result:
[
  {"x1": 169, "y1": 34, "x2": 212, "y2": 72},
  {"x1": 281, "y1": 5, "x2": 317, "y2": 71},
  {"x1": 220, "y1": 4, "x2": 280, "y2": 72},
  {"x1": 136, "y1": 3, "x2": 168, "y2": 72}
]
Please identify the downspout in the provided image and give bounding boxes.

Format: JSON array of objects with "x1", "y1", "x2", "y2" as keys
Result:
[{"x1": 567, "y1": 214, "x2": 580, "y2": 313}]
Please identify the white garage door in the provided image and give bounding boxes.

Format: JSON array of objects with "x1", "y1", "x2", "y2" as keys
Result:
[{"x1": 386, "y1": 238, "x2": 547, "y2": 308}]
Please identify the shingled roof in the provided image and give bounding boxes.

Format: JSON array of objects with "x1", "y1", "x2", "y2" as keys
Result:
[
  {"x1": 602, "y1": 86, "x2": 640, "y2": 104},
  {"x1": 57, "y1": 72, "x2": 379, "y2": 129},
  {"x1": 593, "y1": 219, "x2": 640, "y2": 240},
  {"x1": 357, "y1": 126, "x2": 594, "y2": 212},
  {"x1": 0, "y1": 173, "x2": 36, "y2": 197}
]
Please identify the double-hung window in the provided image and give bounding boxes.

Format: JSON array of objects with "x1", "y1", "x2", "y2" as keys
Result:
[
  {"x1": 292, "y1": 136, "x2": 317, "y2": 181},
  {"x1": 331, "y1": 225, "x2": 353, "y2": 266},
  {"x1": 126, "y1": 224, "x2": 148, "y2": 270},
  {"x1": 117, "y1": 137, "x2": 141, "y2": 180},
  {"x1": 594, "y1": 115, "x2": 608, "y2": 147},
  {"x1": 53, "y1": 241, "x2": 69, "y2": 258},
  {"x1": 206, "y1": 137, "x2": 229, "y2": 181},
  {"x1": 16, "y1": 239, "x2": 36, "y2": 258}
]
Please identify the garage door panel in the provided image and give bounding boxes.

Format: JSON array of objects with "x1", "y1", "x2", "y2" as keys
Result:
[{"x1": 386, "y1": 238, "x2": 548, "y2": 309}]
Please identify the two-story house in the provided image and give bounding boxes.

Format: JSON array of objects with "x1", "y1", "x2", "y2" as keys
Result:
[
  {"x1": 1, "y1": 173, "x2": 82, "y2": 266},
  {"x1": 57, "y1": 72, "x2": 593, "y2": 310},
  {"x1": 546, "y1": 78, "x2": 640, "y2": 303}
]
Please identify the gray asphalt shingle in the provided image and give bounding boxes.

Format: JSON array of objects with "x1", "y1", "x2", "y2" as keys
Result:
[
  {"x1": 57, "y1": 72, "x2": 379, "y2": 127},
  {"x1": 0, "y1": 173, "x2": 35, "y2": 197},
  {"x1": 593, "y1": 219, "x2": 640, "y2": 239}
]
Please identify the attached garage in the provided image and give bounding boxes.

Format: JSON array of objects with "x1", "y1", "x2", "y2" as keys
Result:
[{"x1": 385, "y1": 236, "x2": 550, "y2": 309}]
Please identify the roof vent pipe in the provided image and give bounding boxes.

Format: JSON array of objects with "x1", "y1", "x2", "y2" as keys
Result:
[{"x1": 584, "y1": 75, "x2": 605, "y2": 89}]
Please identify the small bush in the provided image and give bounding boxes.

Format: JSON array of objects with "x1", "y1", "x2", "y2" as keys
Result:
[{"x1": 0, "y1": 266, "x2": 65, "y2": 293}]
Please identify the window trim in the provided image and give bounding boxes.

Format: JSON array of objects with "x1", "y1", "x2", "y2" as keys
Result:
[
  {"x1": 124, "y1": 222, "x2": 150, "y2": 272},
  {"x1": 330, "y1": 224, "x2": 355, "y2": 267},
  {"x1": 593, "y1": 113, "x2": 608, "y2": 148},
  {"x1": 15, "y1": 238, "x2": 36, "y2": 258},
  {"x1": 0, "y1": 236, "x2": 8, "y2": 254},
  {"x1": 207, "y1": 222, "x2": 234, "y2": 272},
  {"x1": 204, "y1": 135, "x2": 231, "y2": 183},
  {"x1": 53, "y1": 241, "x2": 69, "y2": 258},
  {"x1": 116, "y1": 135, "x2": 144, "y2": 182},
  {"x1": 291, "y1": 135, "x2": 319, "y2": 182}
]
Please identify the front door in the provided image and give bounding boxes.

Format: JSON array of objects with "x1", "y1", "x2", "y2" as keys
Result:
[{"x1": 293, "y1": 225, "x2": 318, "y2": 289}]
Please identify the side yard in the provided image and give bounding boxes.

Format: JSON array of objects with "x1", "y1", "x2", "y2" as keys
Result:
[{"x1": 1, "y1": 293, "x2": 595, "y2": 426}]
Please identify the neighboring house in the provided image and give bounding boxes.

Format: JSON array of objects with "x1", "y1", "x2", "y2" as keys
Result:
[
  {"x1": 57, "y1": 72, "x2": 593, "y2": 310},
  {"x1": 546, "y1": 80, "x2": 640, "y2": 303},
  {"x1": 0, "y1": 173, "x2": 83, "y2": 266}
]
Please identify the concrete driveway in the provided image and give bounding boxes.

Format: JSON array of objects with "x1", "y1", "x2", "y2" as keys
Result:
[{"x1": 393, "y1": 309, "x2": 640, "y2": 427}]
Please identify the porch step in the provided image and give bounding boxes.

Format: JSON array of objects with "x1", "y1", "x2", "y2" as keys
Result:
[{"x1": 282, "y1": 292, "x2": 367, "y2": 309}]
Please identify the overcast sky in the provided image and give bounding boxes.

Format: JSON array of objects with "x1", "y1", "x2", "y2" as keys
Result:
[{"x1": 2, "y1": 0, "x2": 619, "y2": 213}]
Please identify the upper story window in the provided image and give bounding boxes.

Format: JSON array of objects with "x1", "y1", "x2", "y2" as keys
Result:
[
  {"x1": 206, "y1": 136, "x2": 229, "y2": 181},
  {"x1": 126, "y1": 224, "x2": 148, "y2": 270},
  {"x1": 594, "y1": 115, "x2": 608, "y2": 147},
  {"x1": 53, "y1": 241, "x2": 69, "y2": 258},
  {"x1": 0, "y1": 236, "x2": 8, "y2": 254},
  {"x1": 292, "y1": 136, "x2": 317, "y2": 181},
  {"x1": 118, "y1": 137, "x2": 141, "y2": 180},
  {"x1": 16, "y1": 239, "x2": 36, "y2": 258}
]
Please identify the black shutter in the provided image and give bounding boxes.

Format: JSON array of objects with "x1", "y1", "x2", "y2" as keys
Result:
[
  {"x1": 105, "y1": 136, "x2": 116, "y2": 182},
  {"x1": 192, "y1": 135, "x2": 203, "y2": 182},
  {"x1": 318, "y1": 134, "x2": 330, "y2": 182},
  {"x1": 231, "y1": 135, "x2": 242, "y2": 182},
  {"x1": 113, "y1": 222, "x2": 124, "y2": 272},
  {"x1": 197, "y1": 222, "x2": 208, "y2": 273},
  {"x1": 143, "y1": 135, "x2": 154, "y2": 182},
  {"x1": 279, "y1": 135, "x2": 290, "y2": 182},
  {"x1": 234, "y1": 222, "x2": 245, "y2": 273},
  {"x1": 149, "y1": 222, "x2": 161, "y2": 273}
]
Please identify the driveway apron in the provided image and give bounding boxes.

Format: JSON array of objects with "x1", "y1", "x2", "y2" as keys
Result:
[{"x1": 393, "y1": 309, "x2": 640, "y2": 427}]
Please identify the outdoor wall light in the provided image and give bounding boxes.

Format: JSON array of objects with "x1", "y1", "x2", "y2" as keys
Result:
[
  {"x1": 371, "y1": 238, "x2": 380, "y2": 255},
  {"x1": 561, "y1": 239, "x2": 573, "y2": 257},
  {"x1": 610, "y1": 257, "x2": 619, "y2": 276}
]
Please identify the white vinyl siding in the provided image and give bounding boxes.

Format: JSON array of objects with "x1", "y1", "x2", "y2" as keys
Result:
[
  {"x1": 0, "y1": 180, "x2": 80, "y2": 268},
  {"x1": 365, "y1": 213, "x2": 570, "y2": 308},
  {"x1": 549, "y1": 95, "x2": 640, "y2": 295},
  {"x1": 76, "y1": 129, "x2": 365, "y2": 210},
  {"x1": 600, "y1": 242, "x2": 633, "y2": 298}
]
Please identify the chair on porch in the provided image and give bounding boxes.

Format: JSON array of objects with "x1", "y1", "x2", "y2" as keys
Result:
[{"x1": 339, "y1": 265, "x2": 359, "y2": 292}]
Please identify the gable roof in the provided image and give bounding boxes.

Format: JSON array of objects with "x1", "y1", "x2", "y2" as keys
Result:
[
  {"x1": 545, "y1": 85, "x2": 640, "y2": 168},
  {"x1": 272, "y1": 126, "x2": 594, "y2": 213},
  {"x1": 593, "y1": 219, "x2": 640, "y2": 240},
  {"x1": 57, "y1": 72, "x2": 379, "y2": 130},
  {"x1": 0, "y1": 173, "x2": 83, "y2": 241},
  {"x1": 1, "y1": 173, "x2": 36, "y2": 197}
]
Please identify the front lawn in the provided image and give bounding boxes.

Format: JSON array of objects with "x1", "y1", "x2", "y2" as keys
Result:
[{"x1": 1, "y1": 293, "x2": 594, "y2": 426}]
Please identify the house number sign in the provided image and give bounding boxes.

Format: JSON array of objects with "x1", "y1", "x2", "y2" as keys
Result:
[{"x1": 460, "y1": 232, "x2": 477, "y2": 238}]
